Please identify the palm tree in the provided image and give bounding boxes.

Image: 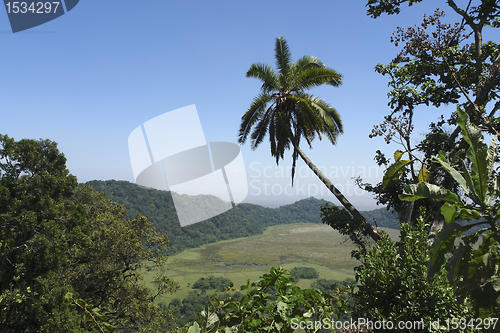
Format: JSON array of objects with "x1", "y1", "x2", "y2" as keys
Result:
[{"x1": 239, "y1": 37, "x2": 380, "y2": 242}]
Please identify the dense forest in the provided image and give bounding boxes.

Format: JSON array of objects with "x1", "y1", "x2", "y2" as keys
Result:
[{"x1": 86, "y1": 180, "x2": 400, "y2": 254}]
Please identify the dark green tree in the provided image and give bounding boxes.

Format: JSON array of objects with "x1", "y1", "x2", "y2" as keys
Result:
[
  {"x1": 239, "y1": 36, "x2": 381, "y2": 242},
  {"x1": 192, "y1": 276, "x2": 231, "y2": 292},
  {"x1": 67, "y1": 185, "x2": 180, "y2": 332},
  {"x1": 0, "y1": 134, "x2": 84, "y2": 332},
  {"x1": 290, "y1": 267, "x2": 319, "y2": 281},
  {"x1": 0, "y1": 134, "x2": 179, "y2": 332}
]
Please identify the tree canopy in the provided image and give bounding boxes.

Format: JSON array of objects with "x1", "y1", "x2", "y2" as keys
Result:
[{"x1": 0, "y1": 134, "x2": 178, "y2": 332}]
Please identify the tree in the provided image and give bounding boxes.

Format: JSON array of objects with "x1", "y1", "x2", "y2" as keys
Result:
[
  {"x1": 290, "y1": 267, "x2": 319, "y2": 281},
  {"x1": 0, "y1": 134, "x2": 84, "y2": 332},
  {"x1": 359, "y1": 0, "x2": 499, "y2": 242},
  {"x1": 353, "y1": 218, "x2": 476, "y2": 332},
  {"x1": 0, "y1": 134, "x2": 179, "y2": 332},
  {"x1": 67, "y1": 185, "x2": 180, "y2": 332},
  {"x1": 239, "y1": 36, "x2": 381, "y2": 242}
]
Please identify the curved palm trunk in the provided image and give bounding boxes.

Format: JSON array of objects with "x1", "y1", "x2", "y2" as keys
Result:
[{"x1": 288, "y1": 135, "x2": 381, "y2": 243}]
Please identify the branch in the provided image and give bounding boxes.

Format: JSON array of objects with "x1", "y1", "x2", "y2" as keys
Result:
[{"x1": 447, "y1": 0, "x2": 475, "y2": 28}]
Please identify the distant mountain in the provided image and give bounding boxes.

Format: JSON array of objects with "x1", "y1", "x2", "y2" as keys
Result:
[{"x1": 85, "y1": 180, "x2": 399, "y2": 254}]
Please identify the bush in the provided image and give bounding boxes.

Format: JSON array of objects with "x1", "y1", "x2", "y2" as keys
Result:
[
  {"x1": 352, "y1": 220, "x2": 476, "y2": 332},
  {"x1": 291, "y1": 267, "x2": 319, "y2": 281},
  {"x1": 192, "y1": 276, "x2": 231, "y2": 292}
]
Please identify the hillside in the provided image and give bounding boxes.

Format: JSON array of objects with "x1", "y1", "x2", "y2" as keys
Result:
[{"x1": 86, "y1": 180, "x2": 399, "y2": 254}]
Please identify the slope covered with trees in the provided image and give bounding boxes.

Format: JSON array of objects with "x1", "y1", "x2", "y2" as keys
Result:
[{"x1": 86, "y1": 180, "x2": 399, "y2": 254}]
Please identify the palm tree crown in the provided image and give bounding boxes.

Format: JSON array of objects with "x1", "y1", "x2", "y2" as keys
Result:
[{"x1": 238, "y1": 36, "x2": 344, "y2": 182}]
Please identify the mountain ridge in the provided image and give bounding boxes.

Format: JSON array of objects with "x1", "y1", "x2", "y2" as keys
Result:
[{"x1": 85, "y1": 180, "x2": 399, "y2": 254}]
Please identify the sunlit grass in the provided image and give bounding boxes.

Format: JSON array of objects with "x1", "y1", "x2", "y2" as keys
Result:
[{"x1": 144, "y1": 223, "x2": 399, "y2": 305}]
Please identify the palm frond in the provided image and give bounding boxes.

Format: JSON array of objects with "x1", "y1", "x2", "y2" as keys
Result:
[
  {"x1": 289, "y1": 94, "x2": 322, "y2": 147},
  {"x1": 306, "y1": 95, "x2": 344, "y2": 144},
  {"x1": 238, "y1": 94, "x2": 273, "y2": 144},
  {"x1": 293, "y1": 55, "x2": 324, "y2": 74},
  {"x1": 290, "y1": 93, "x2": 343, "y2": 146},
  {"x1": 275, "y1": 37, "x2": 292, "y2": 87},
  {"x1": 250, "y1": 104, "x2": 274, "y2": 150},
  {"x1": 274, "y1": 126, "x2": 291, "y2": 163},
  {"x1": 246, "y1": 63, "x2": 279, "y2": 94},
  {"x1": 293, "y1": 67, "x2": 343, "y2": 91}
]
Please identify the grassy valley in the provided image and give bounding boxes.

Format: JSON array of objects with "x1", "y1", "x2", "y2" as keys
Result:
[
  {"x1": 145, "y1": 222, "x2": 399, "y2": 327},
  {"x1": 156, "y1": 222, "x2": 399, "y2": 298}
]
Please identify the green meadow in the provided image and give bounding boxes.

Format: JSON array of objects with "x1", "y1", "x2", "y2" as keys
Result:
[{"x1": 147, "y1": 223, "x2": 400, "y2": 304}]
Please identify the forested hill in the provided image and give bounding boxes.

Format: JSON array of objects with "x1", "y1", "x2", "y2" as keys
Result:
[{"x1": 86, "y1": 180, "x2": 399, "y2": 254}]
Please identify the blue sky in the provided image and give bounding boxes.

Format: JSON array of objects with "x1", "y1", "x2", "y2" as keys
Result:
[{"x1": 1, "y1": 1, "x2": 461, "y2": 209}]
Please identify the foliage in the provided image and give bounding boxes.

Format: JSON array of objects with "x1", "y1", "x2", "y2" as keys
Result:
[
  {"x1": 192, "y1": 276, "x2": 232, "y2": 292},
  {"x1": 0, "y1": 134, "x2": 85, "y2": 332},
  {"x1": 168, "y1": 291, "x2": 211, "y2": 328},
  {"x1": 68, "y1": 185, "x2": 180, "y2": 332},
  {"x1": 290, "y1": 267, "x2": 319, "y2": 281},
  {"x1": 64, "y1": 292, "x2": 116, "y2": 333},
  {"x1": 0, "y1": 134, "x2": 178, "y2": 332},
  {"x1": 168, "y1": 291, "x2": 243, "y2": 328},
  {"x1": 353, "y1": 219, "x2": 476, "y2": 332},
  {"x1": 188, "y1": 266, "x2": 347, "y2": 333},
  {"x1": 361, "y1": 0, "x2": 500, "y2": 228},
  {"x1": 400, "y1": 109, "x2": 500, "y2": 317}
]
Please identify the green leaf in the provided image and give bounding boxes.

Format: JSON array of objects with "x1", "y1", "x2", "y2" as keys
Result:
[
  {"x1": 187, "y1": 322, "x2": 201, "y2": 333},
  {"x1": 248, "y1": 319, "x2": 262, "y2": 329},
  {"x1": 102, "y1": 323, "x2": 116, "y2": 333},
  {"x1": 460, "y1": 159, "x2": 480, "y2": 203},
  {"x1": 75, "y1": 299, "x2": 86, "y2": 308},
  {"x1": 441, "y1": 202, "x2": 458, "y2": 224},
  {"x1": 394, "y1": 150, "x2": 404, "y2": 162},
  {"x1": 434, "y1": 151, "x2": 468, "y2": 195},
  {"x1": 383, "y1": 159, "x2": 412, "y2": 188},
  {"x1": 457, "y1": 207, "x2": 482, "y2": 221},
  {"x1": 486, "y1": 136, "x2": 498, "y2": 179},
  {"x1": 399, "y1": 182, "x2": 461, "y2": 204},
  {"x1": 428, "y1": 221, "x2": 463, "y2": 278},
  {"x1": 486, "y1": 175, "x2": 500, "y2": 205},
  {"x1": 456, "y1": 107, "x2": 489, "y2": 202},
  {"x1": 199, "y1": 307, "x2": 219, "y2": 333},
  {"x1": 64, "y1": 292, "x2": 74, "y2": 301},
  {"x1": 417, "y1": 165, "x2": 430, "y2": 183},
  {"x1": 277, "y1": 301, "x2": 289, "y2": 320}
]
